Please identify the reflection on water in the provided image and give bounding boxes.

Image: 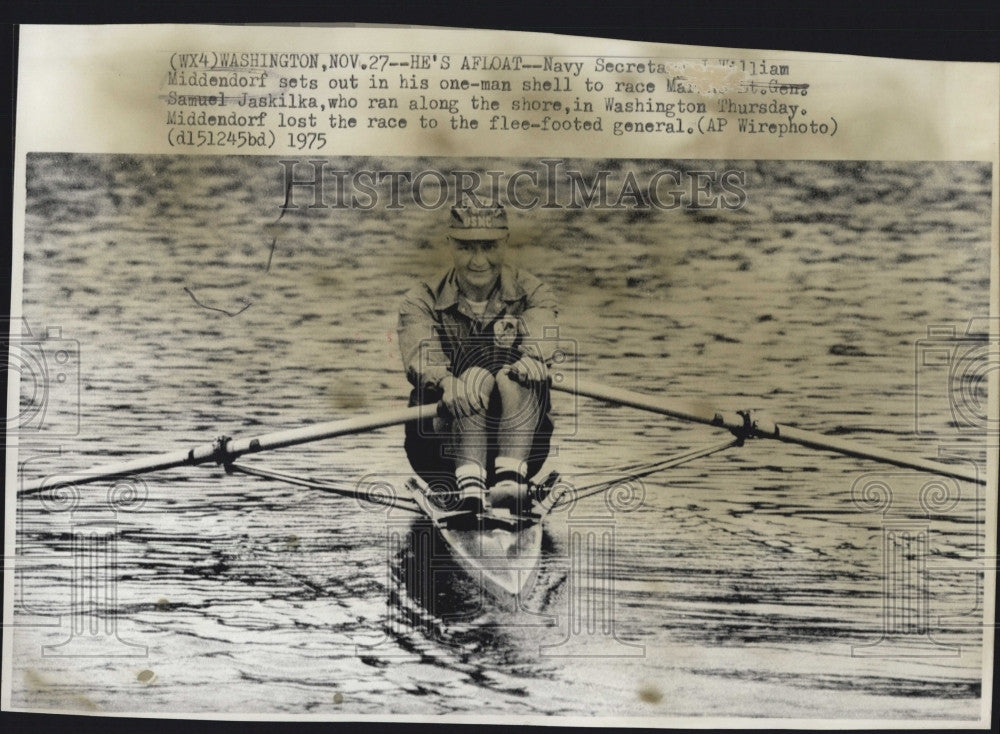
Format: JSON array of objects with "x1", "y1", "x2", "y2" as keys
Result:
[
  {"x1": 11, "y1": 155, "x2": 991, "y2": 718},
  {"x1": 388, "y1": 517, "x2": 563, "y2": 652}
]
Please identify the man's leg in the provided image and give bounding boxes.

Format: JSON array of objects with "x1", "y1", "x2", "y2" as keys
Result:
[
  {"x1": 491, "y1": 373, "x2": 545, "y2": 513},
  {"x1": 405, "y1": 389, "x2": 455, "y2": 496},
  {"x1": 404, "y1": 385, "x2": 491, "y2": 513},
  {"x1": 448, "y1": 370, "x2": 497, "y2": 513}
]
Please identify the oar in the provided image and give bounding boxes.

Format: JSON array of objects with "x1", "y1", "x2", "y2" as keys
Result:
[
  {"x1": 17, "y1": 404, "x2": 432, "y2": 497},
  {"x1": 18, "y1": 375, "x2": 985, "y2": 496},
  {"x1": 554, "y1": 378, "x2": 986, "y2": 485}
]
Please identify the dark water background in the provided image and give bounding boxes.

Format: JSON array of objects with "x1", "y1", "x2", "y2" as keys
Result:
[{"x1": 10, "y1": 155, "x2": 992, "y2": 719}]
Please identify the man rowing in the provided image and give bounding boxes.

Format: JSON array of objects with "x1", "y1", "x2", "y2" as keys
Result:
[{"x1": 397, "y1": 201, "x2": 558, "y2": 516}]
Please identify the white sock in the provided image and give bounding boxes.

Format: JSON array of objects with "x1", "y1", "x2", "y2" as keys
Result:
[
  {"x1": 493, "y1": 456, "x2": 527, "y2": 483},
  {"x1": 455, "y1": 463, "x2": 486, "y2": 496},
  {"x1": 492, "y1": 456, "x2": 530, "y2": 513}
]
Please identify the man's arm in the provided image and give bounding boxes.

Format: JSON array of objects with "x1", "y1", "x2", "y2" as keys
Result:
[
  {"x1": 502, "y1": 274, "x2": 559, "y2": 386},
  {"x1": 397, "y1": 285, "x2": 451, "y2": 392},
  {"x1": 398, "y1": 286, "x2": 495, "y2": 416},
  {"x1": 518, "y1": 276, "x2": 559, "y2": 365}
]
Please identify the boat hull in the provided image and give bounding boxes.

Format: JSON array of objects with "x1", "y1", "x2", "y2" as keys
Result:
[{"x1": 407, "y1": 478, "x2": 543, "y2": 599}]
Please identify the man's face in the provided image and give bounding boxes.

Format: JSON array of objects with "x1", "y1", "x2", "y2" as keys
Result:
[{"x1": 450, "y1": 236, "x2": 506, "y2": 293}]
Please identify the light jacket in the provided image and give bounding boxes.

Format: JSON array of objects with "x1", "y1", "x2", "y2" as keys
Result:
[{"x1": 397, "y1": 265, "x2": 558, "y2": 392}]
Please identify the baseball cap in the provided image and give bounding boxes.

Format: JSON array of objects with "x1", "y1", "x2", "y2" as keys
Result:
[{"x1": 448, "y1": 201, "x2": 509, "y2": 240}]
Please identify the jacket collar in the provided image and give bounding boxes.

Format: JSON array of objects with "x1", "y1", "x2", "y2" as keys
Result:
[{"x1": 433, "y1": 265, "x2": 525, "y2": 312}]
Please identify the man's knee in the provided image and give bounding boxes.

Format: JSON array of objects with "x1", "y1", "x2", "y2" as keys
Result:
[
  {"x1": 465, "y1": 368, "x2": 496, "y2": 416},
  {"x1": 496, "y1": 370, "x2": 545, "y2": 407},
  {"x1": 495, "y1": 370, "x2": 529, "y2": 399}
]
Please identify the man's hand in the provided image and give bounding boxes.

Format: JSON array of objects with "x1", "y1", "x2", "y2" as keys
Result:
[
  {"x1": 440, "y1": 366, "x2": 495, "y2": 418},
  {"x1": 503, "y1": 354, "x2": 548, "y2": 386}
]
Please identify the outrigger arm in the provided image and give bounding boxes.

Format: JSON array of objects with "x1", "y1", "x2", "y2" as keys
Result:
[
  {"x1": 17, "y1": 404, "x2": 432, "y2": 497},
  {"x1": 554, "y1": 378, "x2": 986, "y2": 486}
]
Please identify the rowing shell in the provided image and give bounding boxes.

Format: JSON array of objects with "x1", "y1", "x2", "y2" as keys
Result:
[
  {"x1": 17, "y1": 377, "x2": 985, "y2": 600},
  {"x1": 406, "y1": 477, "x2": 562, "y2": 599}
]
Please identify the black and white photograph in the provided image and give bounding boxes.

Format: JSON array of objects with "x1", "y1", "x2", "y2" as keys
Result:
[{"x1": 7, "y1": 153, "x2": 993, "y2": 721}]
